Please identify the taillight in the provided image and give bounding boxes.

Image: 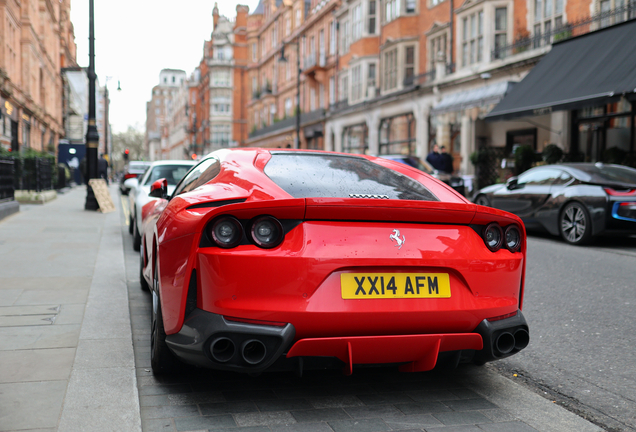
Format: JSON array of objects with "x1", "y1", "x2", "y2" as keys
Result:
[
  {"x1": 504, "y1": 225, "x2": 522, "y2": 252},
  {"x1": 604, "y1": 187, "x2": 636, "y2": 196},
  {"x1": 250, "y1": 216, "x2": 284, "y2": 249},
  {"x1": 482, "y1": 223, "x2": 503, "y2": 252},
  {"x1": 124, "y1": 173, "x2": 137, "y2": 179},
  {"x1": 210, "y1": 216, "x2": 243, "y2": 248}
]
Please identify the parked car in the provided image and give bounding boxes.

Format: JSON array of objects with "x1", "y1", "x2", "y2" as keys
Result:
[
  {"x1": 379, "y1": 154, "x2": 465, "y2": 196},
  {"x1": 473, "y1": 163, "x2": 636, "y2": 245},
  {"x1": 124, "y1": 160, "x2": 196, "y2": 251},
  {"x1": 139, "y1": 148, "x2": 529, "y2": 375},
  {"x1": 119, "y1": 161, "x2": 152, "y2": 195}
]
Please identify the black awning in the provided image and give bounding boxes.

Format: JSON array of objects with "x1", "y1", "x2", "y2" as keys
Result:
[{"x1": 486, "y1": 19, "x2": 636, "y2": 121}]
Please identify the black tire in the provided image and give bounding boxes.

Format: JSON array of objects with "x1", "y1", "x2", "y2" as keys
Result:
[
  {"x1": 150, "y1": 256, "x2": 177, "y2": 374},
  {"x1": 475, "y1": 194, "x2": 491, "y2": 207},
  {"x1": 139, "y1": 240, "x2": 150, "y2": 292},
  {"x1": 132, "y1": 214, "x2": 141, "y2": 252},
  {"x1": 559, "y1": 201, "x2": 593, "y2": 245},
  {"x1": 128, "y1": 213, "x2": 134, "y2": 234}
]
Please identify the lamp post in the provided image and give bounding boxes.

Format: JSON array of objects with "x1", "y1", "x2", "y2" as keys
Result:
[
  {"x1": 278, "y1": 38, "x2": 302, "y2": 149},
  {"x1": 84, "y1": 0, "x2": 99, "y2": 210},
  {"x1": 103, "y1": 76, "x2": 121, "y2": 169}
]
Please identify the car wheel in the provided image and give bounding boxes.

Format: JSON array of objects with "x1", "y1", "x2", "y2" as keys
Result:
[
  {"x1": 150, "y1": 256, "x2": 177, "y2": 374},
  {"x1": 128, "y1": 213, "x2": 134, "y2": 234},
  {"x1": 132, "y1": 214, "x2": 141, "y2": 252},
  {"x1": 475, "y1": 194, "x2": 490, "y2": 207},
  {"x1": 139, "y1": 241, "x2": 150, "y2": 292},
  {"x1": 560, "y1": 202, "x2": 592, "y2": 245}
]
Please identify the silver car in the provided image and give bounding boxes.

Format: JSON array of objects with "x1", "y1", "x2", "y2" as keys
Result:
[{"x1": 124, "y1": 160, "x2": 195, "y2": 251}]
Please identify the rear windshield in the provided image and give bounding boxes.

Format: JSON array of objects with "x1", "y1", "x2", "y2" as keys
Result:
[
  {"x1": 264, "y1": 153, "x2": 438, "y2": 201},
  {"x1": 129, "y1": 162, "x2": 150, "y2": 171},
  {"x1": 591, "y1": 165, "x2": 636, "y2": 185}
]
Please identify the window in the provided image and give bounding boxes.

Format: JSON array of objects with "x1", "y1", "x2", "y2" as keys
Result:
[
  {"x1": 285, "y1": 98, "x2": 292, "y2": 115},
  {"x1": 352, "y1": 4, "x2": 363, "y2": 41},
  {"x1": 310, "y1": 87, "x2": 316, "y2": 110},
  {"x1": 404, "y1": 46, "x2": 415, "y2": 84},
  {"x1": 340, "y1": 73, "x2": 349, "y2": 101},
  {"x1": 429, "y1": 33, "x2": 447, "y2": 70},
  {"x1": 174, "y1": 157, "x2": 220, "y2": 196},
  {"x1": 340, "y1": 20, "x2": 350, "y2": 53},
  {"x1": 385, "y1": 0, "x2": 400, "y2": 22},
  {"x1": 406, "y1": 0, "x2": 416, "y2": 13},
  {"x1": 494, "y1": 8, "x2": 508, "y2": 58},
  {"x1": 329, "y1": 21, "x2": 336, "y2": 55},
  {"x1": 534, "y1": 0, "x2": 563, "y2": 44},
  {"x1": 430, "y1": 0, "x2": 445, "y2": 5},
  {"x1": 261, "y1": 38, "x2": 266, "y2": 56},
  {"x1": 319, "y1": 29, "x2": 325, "y2": 64},
  {"x1": 351, "y1": 65, "x2": 362, "y2": 102},
  {"x1": 368, "y1": 0, "x2": 377, "y2": 34},
  {"x1": 212, "y1": 70, "x2": 231, "y2": 86},
  {"x1": 286, "y1": 16, "x2": 291, "y2": 36},
  {"x1": 367, "y1": 63, "x2": 376, "y2": 97},
  {"x1": 211, "y1": 124, "x2": 231, "y2": 147},
  {"x1": 252, "y1": 76, "x2": 258, "y2": 96},
  {"x1": 517, "y1": 168, "x2": 562, "y2": 186},
  {"x1": 329, "y1": 76, "x2": 336, "y2": 104},
  {"x1": 273, "y1": 25, "x2": 278, "y2": 49},
  {"x1": 382, "y1": 48, "x2": 398, "y2": 91},
  {"x1": 319, "y1": 83, "x2": 325, "y2": 108},
  {"x1": 461, "y1": 11, "x2": 483, "y2": 67},
  {"x1": 296, "y1": 8, "x2": 301, "y2": 27},
  {"x1": 212, "y1": 96, "x2": 231, "y2": 114}
]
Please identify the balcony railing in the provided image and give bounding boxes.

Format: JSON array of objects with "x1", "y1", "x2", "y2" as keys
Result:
[
  {"x1": 303, "y1": 53, "x2": 327, "y2": 71},
  {"x1": 493, "y1": 1, "x2": 636, "y2": 60}
]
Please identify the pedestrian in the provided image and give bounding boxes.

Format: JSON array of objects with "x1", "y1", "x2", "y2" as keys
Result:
[
  {"x1": 440, "y1": 145, "x2": 454, "y2": 173},
  {"x1": 98, "y1": 153, "x2": 109, "y2": 184},
  {"x1": 426, "y1": 144, "x2": 444, "y2": 171}
]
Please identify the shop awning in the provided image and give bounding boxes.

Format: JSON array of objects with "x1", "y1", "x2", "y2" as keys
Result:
[
  {"x1": 486, "y1": 19, "x2": 636, "y2": 121},
  {"x1": 431, "y1": 81, "x2": 516, "y2": 114}
]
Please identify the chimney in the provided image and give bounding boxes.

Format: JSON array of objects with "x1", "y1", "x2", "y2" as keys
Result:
[{"x1": 213, "y1": 2, "x2": 220, "y2": 29}]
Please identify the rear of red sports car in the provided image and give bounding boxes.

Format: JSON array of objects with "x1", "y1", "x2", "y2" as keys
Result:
[{"x1": 147, "y1": 149, "x2": 528, "y2": 375}]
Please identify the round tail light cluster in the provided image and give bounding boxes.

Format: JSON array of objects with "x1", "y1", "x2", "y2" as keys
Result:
[
  {"x1": 482, "y1": 223, "x2": 521, "y2": 252},
  {"x1": 208, "y1": 215, "x2": 285, "y2": 249}
]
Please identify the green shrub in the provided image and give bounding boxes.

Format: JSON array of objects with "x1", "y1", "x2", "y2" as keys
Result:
[
  {"x1": 542, "y1": 144, "x2": 564, "y2": 164},
  {"x1": 514, "y1": 145, "x2": 535, "y2": 174}
]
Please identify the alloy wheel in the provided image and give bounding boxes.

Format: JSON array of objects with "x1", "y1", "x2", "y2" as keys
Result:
[{"x1": 560, "y1": 203, "x2": 589, "y2": 244}]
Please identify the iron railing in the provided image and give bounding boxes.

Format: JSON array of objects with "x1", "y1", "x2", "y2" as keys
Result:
[
  {"x1": 0, "y1": 157, "x2": 14, "y2": 202},
  {"x1": 493, "y1": 1, "x2": 636, "y2": 60},
  {"x1": 13, "y1": 157, "x2": 53, "y2": 192}
]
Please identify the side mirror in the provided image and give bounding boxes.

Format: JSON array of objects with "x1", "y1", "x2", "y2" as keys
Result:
[
  {"x1": 123, "y1": 177, "x2": 138, "y2": 189},
  {"x1": 506, "y1": 177, "x2": 519, "y2": 190},
  {"x1": 149, "y1": 178, "x2": 168, "y2": 199}
]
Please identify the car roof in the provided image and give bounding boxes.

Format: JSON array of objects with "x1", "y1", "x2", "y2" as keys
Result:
[{"x1": 148, "y1": 160, "x2": 196, "y2": 167}]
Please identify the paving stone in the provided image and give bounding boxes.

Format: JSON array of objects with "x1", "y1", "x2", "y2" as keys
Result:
[
  {"x1": 199, "y1": 401, "x2": 259, "y2": 416},
  {"x1": 449, "y1": 388, "x2": 482, "y2": 399},
  {"x1": 174, "y1": 414, "x2": 236, "y2": 431},
  {"x1": 270, "y1": 422, "x2": 335, "y2": 432},
  {"x1": 405, "y1": 390, "x2": 459, "y2": 402},
  {"x1": 138, "y1": 383, "x2": 194, "y2": 396},
  {"x1": 426, "y1": 426, "x2": 482, "y2": 432},
  {"x1": 234, "y1": 411, "x2": 297, "y2": 427},
  {"x1": 356, "y1": 392, "x2": 415, "y2": 405},
  {"x1": 344, "y1": 404, "x2": 405, "y2": 419},
  {"x1": 433, "y1": 411, "x2": 492, "y2": 426},
  {"x1": 255, "y1": 398, "x2": 314, "y2": 411},
  {"x1": 141, "y1": 404, "x2": 201, "y2": 419},
  {"x1": 0, "y1": 347, "x2": 75, "y2": 383},
  {"x1": 383, "y1": 413, "x2": 444, "y2": 430},
  {"x1": 0, "y1": 381, "x2": 68, "y2": 430},
  {"x1": 167, "y1": 391, "x2": 226, "y2": 405},
  {"x1": 142, "y1": 417, "x2": 176, "y2": 432},
  {"x1": 291, "y1": 407, "x2": 352, "y2": 423},
  {"x1": 309, "y1": 394, "x2": 365, "y2": 408},
  {"x1": 396, "y1": 401, "x2": 452, "y2": 415},
  {"x1": 476, "y1": 421, "x2": 539, "y2": 432},
  {"x1": 478, "y1": 409, "x2": 516, "y2": 423},
  {"x1": 442, "y1": 398, "x2": 498, "y2": 412},
  {"x1": 140, "y1": 394, "x2": 171, "y2": 407},
  {"x1": 329, "y1": 418, "x2": 391, "y2": 432},
  {"x1": 222, "y1": 389, "x2": 277, "y2": 401}
]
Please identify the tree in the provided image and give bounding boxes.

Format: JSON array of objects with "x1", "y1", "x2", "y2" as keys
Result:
[{"x1": 111, "y1": 126, "x2": 145, "y2": 173}]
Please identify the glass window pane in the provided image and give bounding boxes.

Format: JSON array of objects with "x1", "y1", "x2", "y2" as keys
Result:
[
  {"x1": 535, "y1": 0, "x2": 542, "y2": 21},
  {"x1": 477, "y1": 37, "x2": 483, "y2": 61},
  {"x1": 471, "y1": 14, "x2": 476, "y2": 37},
  {"x1": 555, "y1": 0, "x2": 563, "y2": 14},
  {"x1": 405, "y1": 46, "x2": 414, "y2": 64},
  {"x1": 544, "y1": 0, "x2": 553, "y2": 18},
  {"x1": 495, "y1": 8, "x2": 507, "y2": 31},
  {"x1": 478, "y1": 11, "x2": 484, "y2": 34},
  {"x1": 463, "y1": 18, "x2": 468, "y2": 41}
]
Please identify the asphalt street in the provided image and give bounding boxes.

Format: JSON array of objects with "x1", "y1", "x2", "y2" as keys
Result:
[{"x1": 496, "y1": 232, "x2": 636, "y2": 431}]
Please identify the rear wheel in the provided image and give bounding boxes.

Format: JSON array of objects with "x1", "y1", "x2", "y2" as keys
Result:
[
  {"x1": 139, "y1": 240, "x2": 150, "y2": 292},
  {"x1": 560, "y1": 202, "x2": 592, "y2": 245},
  {"x1": 132, "y1": 213, "x2": 141, "y2": 252},
  {"x1": 150, "y1": 256, "x2": 177, "y2": 374},
  {"x1": 475, "y1": 195, "x2": 490, "y2": 207},
  {"x1": 128, "y1": 213, "x2": 134, "y2": 234}
]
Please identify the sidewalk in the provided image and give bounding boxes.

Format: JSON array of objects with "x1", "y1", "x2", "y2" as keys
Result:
[{"x1": 0, "y1": 185, "x2": 141, "y2": 431}]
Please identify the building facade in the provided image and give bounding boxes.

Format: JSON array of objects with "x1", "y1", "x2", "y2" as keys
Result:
[{"x1": 1, "y1": 0, "x2": 76, "y2": 155}]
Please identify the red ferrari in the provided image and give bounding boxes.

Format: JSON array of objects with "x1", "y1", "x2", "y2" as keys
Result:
[{"x1": 139, "y1": 149, "x2": 529, "y2": 375}]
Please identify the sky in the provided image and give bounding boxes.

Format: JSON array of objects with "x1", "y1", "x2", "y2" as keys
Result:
[{"x1": 70, "y1": 0, "x2": 259, "y2": 134}]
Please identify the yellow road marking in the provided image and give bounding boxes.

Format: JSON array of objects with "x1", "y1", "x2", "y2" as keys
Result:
[{"x1": 121, "y1": 196, "x2": 130, "y2": 225}]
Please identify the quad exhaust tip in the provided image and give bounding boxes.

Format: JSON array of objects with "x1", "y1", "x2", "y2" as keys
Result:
[
  {"x1": 211, "y1": 337, "x2": 235, "y2": 363},
  {"x1": 514, "y1": 328, "x2": 530, "y2": 351},
  {"x1": 242, "y1": 339, "x2": 267, "y2": 365},
  {"x1": 495, "y1": 332, "x2": 515, "y2": 355}
]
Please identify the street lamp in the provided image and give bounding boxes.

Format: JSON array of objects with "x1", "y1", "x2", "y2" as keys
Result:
[
  {"x1": 278, "y1": 38, "x2": 303, "y2": 149},
  {"x1": 103, "y1": 76, "x2": 122, "y2": 167},
  {"x1": 84, "y1": 0, "x2": 99, "y2": 210}
]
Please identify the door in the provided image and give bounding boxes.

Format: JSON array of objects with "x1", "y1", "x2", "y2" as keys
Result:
[{"x1": 491, "y1": 167, "x2": 563, "y2": 219}]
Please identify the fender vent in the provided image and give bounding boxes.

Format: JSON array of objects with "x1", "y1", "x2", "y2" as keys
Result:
[
  {"x1": 349, "y1": 194, "x2": 389, "y2": 199},
  {"x1": 185, "y1": 269, "x2": 198, "y2": 318}
]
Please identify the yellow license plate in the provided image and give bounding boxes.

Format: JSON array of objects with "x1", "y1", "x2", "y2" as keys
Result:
[{"x1": 341, "y1": 273, "x2": 451, "y2": 299}]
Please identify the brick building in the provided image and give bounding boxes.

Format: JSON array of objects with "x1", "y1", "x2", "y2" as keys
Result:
[{"x1": 1, "y1": 0, "x2": 76, "y2": 154}]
